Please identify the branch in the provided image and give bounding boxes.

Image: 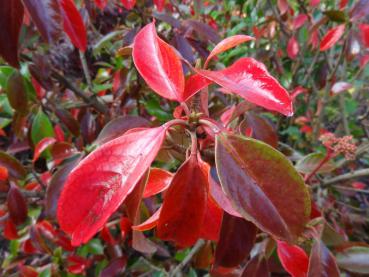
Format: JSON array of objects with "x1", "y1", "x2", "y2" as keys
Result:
[{"x1": 323, "y1": 168, "x2": 369, "y2": 186}]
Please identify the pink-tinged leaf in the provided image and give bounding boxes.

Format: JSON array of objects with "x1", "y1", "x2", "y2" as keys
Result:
[
  {"x1": 0, "y1": 0, "x2": 24, "y2": 68},
  {"x1": 277, "y1": 241, "x2": 309, "y2": 277},
  {"x1": 132, "y1": 207, "x2": 161, "y2": 231},
  {"x1": 157, "y1": 154, "x2": 208, "y2": 247},
  {"x1": 7, "y1": 183, "x2": 28, "y2": 225},
  {"x1": 22, "y1": 0, "x2": 62, "y2": 43},
  {"x1": 241, "y1": 255, "x2": 270, "y2": 277},
  {"x1": 214, "y1": 213, "x2": 257, "y2": 268},
  {"x1": 132, "y1": 23, "x2": 185, "y2": 102},
  {"x1": 60, "y1": 0, "x2": 87, "y2": 52},
  {"x1": 359, "y1": 24, "x2": 369, "y2": 48},
  {"x1": 57, "y1": 126, "x2": 168, "y2": 246},
  {"x1": 121, "y1": 0, "x2": 136, "y2": 10},
  {"x1": 277, "y1": 0, "x2": 289, "y2": 14},
  {"x1": 143, "y1": 168, "x2": 173, "y2": 198},
  {"x1": 199, "y1": 195, "x2": 223, "y2": 242},
  {"x1": 307, "y1": 240, "x2": 340, "y2": 277},
  {"x1": 204, "y1": 35, "x2": 255, "y2": 68},
  {"x1": 154, "y1": 0, "x2": 166, "y2": 12},
  {"x1": 215, "y1": 133, "x2": 311, "y2": 242},
  {"x1": 183, "y1": 74, "x2": 213, "y2": 101},
  {"x1": 33, "y1": 137, "x2": 57, "y2": 162},
  {"x1": 95, "y1": 0, "x2": 108, "y2": 10},
  {"x1": 287, "y1": 36, "x2": 299, "y2": 60},
  {"x1": 310, "y1": 0, "x2": 320, "y2": 7},
  {"x1": 196, "y1": 58, "x2": 293, "y2": 116},
  {"x1": 331, "y1": 81, "x2": 352, "y2": 94},
  {"x1": 293, "y1": 14, "x2": 308, "y2": 30},
  {"x1": 100, "y1": 257, "x2": 127, "y2": 277},
  {"x1": 320, "y1": 25, "x2": 345, "y2": 52}
]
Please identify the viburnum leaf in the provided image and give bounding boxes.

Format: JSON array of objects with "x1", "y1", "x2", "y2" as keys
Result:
[
  {"x1": 157, "y1": 154, "x2": 208, "y2": 247},
  {"x1": 154, "y1": 0, "x2": 166, "y2": 12},
  {"x1": 277, "y1": 241, "x2": 309, "y2": 277},
  {"x1": 60, "y1": 0, "x2": 87, "y2": 52},
  {"x1": 33, "y1": 137, "x2": 57, "y2": 162},
  {"x1": 214, "y1": 213, "x2": 257, "y2": 268},
  {"x1": 199, "y1": 195, "x2": 223, "y2": 242},
  {"x1": 0, "y1": 151, "x2": 27, "y2": 179},
  {"x1": 143, "y1": 168, "x2": 173, "y2": 198},
  {"x1": 287, "y1": 36, "x2": 299, "y2": 59},
  {"x1": 183, "y1": 74, "x2": 213, "y2": 101},
  {"x1": 204, "y1": 35, "x2": 255, "y2": 68},
  {"x1": 359, "y1": 23, "x2": 369, "y2": 48},
  {"x1": 0, "y1": 0, "x2": 24, "y2": 68},
  {"x1": 57, "y1": 126, "x2": 168, "y2": 246},
  {"x1": 6, "y1": 71, "x2": 28, "y2": 115},
  {"x1": 132, "y1": 22, "x2": 185, "y2": 102},
  {"x1": 293, "y1": 14, "x2": 308, "y2": 30},
  {"x1": 215, "y1": 133, "x2": 311, "y2": 242},
  {"x1": 94, "y1": 0, "x2": 108, "y2": 10},
  {"x1": 320, "y1": 24, "x2": 345, "y2": 52},
  {"x1": 22, "y1": 0, "x2": 62, "y2": 43},
  {"x1": 307, "y1": 239, "x2": 340, "y2": 277},
  {"x1": 241, "y1": 255, "x2": 270, "y2": 277},
  {"x1": 196, "y1": 58, "x2": 294, "y2": 116},
  {"x1": 132, "y1": 207, "x2": 161, "y2": 231},
  {"x1": 7, "y1": 183, "x2": 28, "y2": 225},
  {"x1": 121, "y1": 0, "x2": 136, "y2": 10}
]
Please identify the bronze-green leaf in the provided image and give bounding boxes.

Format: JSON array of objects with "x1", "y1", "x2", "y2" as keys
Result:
[
  {"x1": 215, "y1": 133, "x2": 310, "y2": 242},
  {"x1": 6, "y1": 71, "x2": 28, "y2": 115}
]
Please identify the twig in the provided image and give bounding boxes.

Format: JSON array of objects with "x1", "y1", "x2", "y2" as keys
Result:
[
  {"x1": 170, "y1": 239, "x2": 205, "y2": 276},
  {"x1": 79, "y1": 50, "x2": 93, "y2": 91},
  {"x1": 322, "y1": 168, "x2": 369, "y2": 186},
  {"x1": 138, "y1": 257, "x2": 169, "y2": 276},
  {"x1": 0, "y1": 190, "x2": 43, "y2": 199}
]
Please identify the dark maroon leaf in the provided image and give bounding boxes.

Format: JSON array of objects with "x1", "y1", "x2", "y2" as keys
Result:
[
  {"x1": 6, "y1": 71, "x2": 28, "y2": 115},
  {"x1": 55, "y1": 108, "x2": 80, "y2": 137},
  {"x1": 308, "y1": 240, "x2": 340, "y2": 277},
  {"x1": 100, "y1": 257, "x2": 127, "y2": 277},
  {"x1": 0, "y1": 0, "x2": 24, "y2": 68},
  {"x1": 214, "y1": 213, "x2": 257, "y2": 268},
  {"x1": 0, "y1": 151, "x2": 27, "y2": 179},
  {"x1": 183, "y1": 20, "x2": 221, "y2": 43},
  {"x1": 241, "y1": 255, "x2": 270, "y2": 277},
  {"x1": 22, "y1": 0, "x2": 62, "y2": 43},
  {"x1": 7, "y1": 183, "x2": 28, "y2": 225}
]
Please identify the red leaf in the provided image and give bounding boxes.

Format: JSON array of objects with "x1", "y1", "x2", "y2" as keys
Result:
[
  {"x1": 214, "y1": 213, "x2": 257, "y2": 268},
  {"x1": 0, "y1": 166, "x2": 8, "y2": 181},
  {"x1": 132, "y1": 207, "x2": 161, "y2": 231},
  {"x1": 157, "y1": 154, "x2": 208, "y2": 247},
  {"x1": 359, "y1": 23, "x2": 369, "y2": 48},
  {"x1": 277, "y1": 0, "x2": 289, "y2": 14},
  {"x1": 22, "y1": 0, "x2": 62, "y2": 43},
  {"x1": 241, "y1": 255, "x2": 270, "y2": 277},
  {"x1": 293, "y1": 14, "x2": 308, "y2": 30},
  {"x1": 100, "y1": 257, "x2": 127, "y2": 277},
  {"x1": 7, "y1": 183, "x2": 28, "y2": 225},
  {"x1": 183, "y1": 74, "x2": 213, "y2": 101},
  {"x1": 57, "y1": 126, "x2": 168, "y2": 246},
  {"x1": 33, "y1": 137, "x2": 57, "y2": 162},
  {"x1": 307, "y1": 240, "x2": 340, "y2": 277},
  {"x1": 60, "y1": 0, "x2": 87, "y2": 52},
  {"x1": 339, "y1": 0, "x2": 349, "y2": 9},
  {"x1": 132, "y1": 22, "x2": 185, "y2": 102},
  {"x1": 143, "y1": 168, "x2": 173, "y2": 198},
  {"x1": 196, "y1": 58, "x2": 293, "y2": 116},
  {"x1": 95, "y1": 0, "x2": 108, "y2": 10},
  {"x1": 121, "y1": 0, "x2": 136, "y2": 10},
  {"x1": 277, "y1": 240, "x2": 309, "y2": 277},
  {"x1": 0, "y1": 0, "x2": 24, "y2": 68},
  {"x1": 154, "y1": 0, "x2": 166, "y2": 12},
  {"x1": 320, "y1": 24, "x2": 345, "y2": 52},
  {"x1": 204, "y1": 35, "x2": 255, "y2": 68},
  {"x1": 310, "y1": 0, "x2": 320, "y2": 6},
  {"x1": 199, "y1": 195, "x2": 223, "y2": 241},
  {"x1": 287, "y1": 36, "x2": 299, "y2": 59},
  {"x1": 4, "y1": 218, "x2": 19, "y2": 240}
]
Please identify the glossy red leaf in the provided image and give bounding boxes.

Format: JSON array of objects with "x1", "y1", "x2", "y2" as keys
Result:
[
  {"x1": 215, "y1": 133, "x2": 310, "y2": 242},
  {"x1": 143, "y1": 168, "x2": 173, "y2": 198},
  {"x1": 57, "y1": 126, "x2": 168, "y2": 246},
  {"x1": 183, "y1": 74, "x2": 213, "y2": 101},
  {"x1": 0, "y1": 0, "x2": 24, "y2": 68},
  {"x1": 196, "y1": 58, "x2": 293, "y2": 116},
  {"x1": 60, "y1": 0, "x2": 87, "y2": 52},
  {"x1": 22, "y1": 0, "x2": 62, "y2": 43},
  {"x1": 132, "y1": 23, "x2": 185, "y2": 102},
  {"x1": 0, "y1": 166, "x2": 8, "y2": 181},
  {"x1": 307, "y1": 240, "x2": 340, "y2": 277},
  {"x1": 154, "y1": 0, "x2": 166, "y2": 12},
  {"x1": 204, "y1": 35, "x2": 255, "y2": 68},
  {"x1": 241, "y1": 255, "x2": 270, "y2": 277},
  {"x1": 157, "y1": 154, "x2": 208, "y2": 247},
  {"x1": 199, "y1": 195, "x2": 223, "y2": 242},
  {"x1": 95, "y1": 0, "x2": 108, "y2": 10},
  {"x1": 121, "y1": 0, "x2": 136, "y2": 10},
  {"x1": 7, "y1": 183, "x2": 28, "y2": 225},
  {"x1": 214, "y1": 213, "x2": 257, "y2": 268},
  {"x1": 277, "y1": 241, "x2": 309, "y2": 277},
  {"x1": 320, "y1": 24, "x2": 345, "y2": 52},
  {"x1": 359, "y1": 24, "x2": 369, "y2": 48},
  {"x1": 4, "y1": 219, "x2": 19, "y2": 240},
  {"x1": 132, "y1": 207, "x2": 161, "y2": 231},
  {"x1": 287, "y1": 36, "x2": 299, "y2": 59},
  {"x1": 33, "y1": 137, "x2": 57, "y2": 162},
  {"x1": 293, "y1": 14, "x2": 308, "y2": 30}
]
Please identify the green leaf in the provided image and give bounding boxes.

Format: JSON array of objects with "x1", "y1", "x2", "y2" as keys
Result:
[
  {"x1": 144, "y1": 97, "x2": 172, "y2": 122},
  {"x1": 295, "y1": 152, "x2": 336, "y2": 174},
  {"x1": 31, "y1": 109, "x2": 55, "y2": 145},
  {"x1": 336, "y1": 246, "x2": 369, "y2": 274},
  {"x1": 215, "y1": 133, "x2": 311, "y2": 243}
]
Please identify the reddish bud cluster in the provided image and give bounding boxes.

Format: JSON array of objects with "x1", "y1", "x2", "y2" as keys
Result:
[{"x1": 319, "y1": 133, "x2": 356, "y2": 160}]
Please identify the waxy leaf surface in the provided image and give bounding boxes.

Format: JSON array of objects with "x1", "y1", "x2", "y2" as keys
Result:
[
  {"x1": 133, "y1": 23, "x2": 185, "y2": 102},
  {"x1": 157, "y1": 154, "x2": 208, "y2": 247},
  {"x1": 143, "y1": 168, "x2": 173, "y2": 198},
  {"x1": 60, "y1": 0, "x2": 87, "y2": 52},
  {"x1": 196, "y1": 58, "x2": 293, "y2": 116},
  {"x1": 277, "y1": 241, "x2": 309, "y2": 277},
  {"x1": 205, "y1": 35, "x2": 254, "y2": 68},
  {"x1": 307, "y1": 240, "x2": 340, "y2": 277},
  {"x1": 215, "y1": 133, "x2": 310, "y2": 242},
  {"x1": 22, "y1": 0, "x2": 62, "y2": 43},
  {"x1": 320, "y1": 25, "x2": 345, "y2": 52},
  {"x1": 57, "y1": 126, "x2": 168, "y2": 246},
  {"x1": 0, "y1": 0, "x2": 24, "y2": 67}
]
